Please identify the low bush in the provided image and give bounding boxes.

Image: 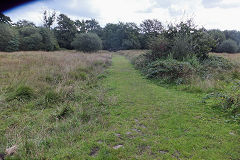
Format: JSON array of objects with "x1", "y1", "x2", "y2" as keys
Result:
[
  {"x1": 132, "y1": 53, "x2": 151, "y2": 70},
  {"x1": 71, "y1": 33, "x2": 102, "y2": 52},
  {"x1": 217, "y1": 39, "x2": 238, "y2": 53},
  {"x1": 144, "y1": 58, "x2": 195, "y2": 83},
  {"x1": 201, "y1": 55, "x2": 233, "y2": 71}
]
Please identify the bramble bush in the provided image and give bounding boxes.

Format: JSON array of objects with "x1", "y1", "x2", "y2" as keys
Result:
[
  {"x1": 145, "y1": 58, "x2": 195, "y2": 83},
  {"x1": 133, "y1": 20, "x2": 217, "y2": 84}
]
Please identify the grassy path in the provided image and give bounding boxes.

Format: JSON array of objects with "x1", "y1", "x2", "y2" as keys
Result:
[{"x1": 96, "y1": 55, "x2": 240, "y2": 159}]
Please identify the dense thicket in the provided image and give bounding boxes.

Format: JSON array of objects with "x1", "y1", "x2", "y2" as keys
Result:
[{"x1": 132, "y1": 20, "x2": 231, "y2": 84}]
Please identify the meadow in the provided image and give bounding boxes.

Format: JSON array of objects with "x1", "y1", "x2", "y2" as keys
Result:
[
  {"x1": 0, "y1": 50, "x2": 239, "y2": 159},
  {"x1": 0, "y1": 50, "x2": 113, "y2": 159}
]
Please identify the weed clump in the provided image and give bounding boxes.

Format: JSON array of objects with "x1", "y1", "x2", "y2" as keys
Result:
[
  {"x1": 50, "y1": 105, "x2": 74, "y2": 120},
  {"x1": 6, "y1": 85, "x2": 34, "y2": 102},
  {"x1": 44, "y1": 90, "x2": 61, "y2": 104},
  {"x1": 69, "y1": 67, "x2": 90, "y2": 80},
  {"x1": 205, "y1": 81, "x2": 240, "y2": 123}
]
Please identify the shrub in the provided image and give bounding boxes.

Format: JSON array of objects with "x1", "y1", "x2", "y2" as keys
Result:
[
  {"x1": 6, "y1": 85, "x2": 34, "y2": 102},
  {"x1": 0, "y1": 23, "x2": 19, "y2": 52},
  {"x1": 201, "y1": 55, "x2": 233, "y2": 70},
  {"x1": 133, "y1": 52, "x2": 152, "y2": 70},
  {"x1": 208, "y1": 29, "x2": 226, "y2": 52},
  {"x1": 71, "y1": 33, "x2": 102, "y2": 52},
  {"x1": 217, "y1": 39, "x2": 238, "y2": 53},
  {"x1": 170, "y1": 33, "x2": 193, "y2": 60},
  {"x1": 148, "y1": 36, "x2": 169, "y2": 60},
  {"x1": 150, "y1": 20, "x2": 215, "y2": 61},
  {"x1": 145, "y1": 58, "x2": 195, "y2": 83}
]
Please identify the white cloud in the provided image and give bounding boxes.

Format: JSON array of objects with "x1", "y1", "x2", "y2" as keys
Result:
[{"x1": 3, "y1": 0, "x2": 240, "y2": 30}]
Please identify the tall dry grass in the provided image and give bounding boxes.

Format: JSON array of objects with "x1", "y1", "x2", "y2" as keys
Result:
[
  {"x1": 0, "y1": 50, "x2": 111, "y2": 90},
  {"x1": 0, "y1": 50, "x2": 113, "y2": 159}
]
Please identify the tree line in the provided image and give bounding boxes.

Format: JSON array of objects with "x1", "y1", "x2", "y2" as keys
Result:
[{"x1": 1, "y1": 12, "x2": 240, "y2": 53}]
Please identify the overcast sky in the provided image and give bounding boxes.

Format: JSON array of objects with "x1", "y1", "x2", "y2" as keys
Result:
[{"x1": 3, "y1": 0, "x2": 240, "y2": 30}]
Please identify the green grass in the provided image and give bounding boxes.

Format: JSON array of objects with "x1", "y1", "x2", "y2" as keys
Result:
[
  {"x1": 2, "y1": 54, "x2": 240, "y2": 159},
  {"x1": 94, "y1": 55, "x2": 239, "y2": 159}
]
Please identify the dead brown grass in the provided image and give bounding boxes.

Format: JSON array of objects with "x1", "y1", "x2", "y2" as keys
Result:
[
  {"x1": 117, "y1": 50, "x2": 148, "y2": 59},
  {"x1": 0, "y1": 50, "x2": 112, "y2": 91},
  {"x1": 210, "y1": 52, "x2": 240, "y2": 64}
]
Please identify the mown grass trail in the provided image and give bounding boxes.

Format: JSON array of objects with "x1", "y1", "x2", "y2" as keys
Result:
[{"x1": 98, "y1": 55, "x2": 240, "y2": 159}]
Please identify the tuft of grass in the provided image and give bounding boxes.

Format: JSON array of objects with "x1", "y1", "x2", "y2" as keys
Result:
[
  {"x1": 44, "y1": 90, "x2": 61, "y2": 105},
  {"x1": 5, "y1": 85, "x2": 34, "y2": 102}
]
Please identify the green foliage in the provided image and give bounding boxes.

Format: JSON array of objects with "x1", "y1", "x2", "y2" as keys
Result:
[
  {"x1": 51, "y1": 105, "x2": 74, "y2": 120},
  {"x1": 146, "y1": 20, "x2": 215, "y2": 61},
  {"x1": 148, "y1": 36, "x2": 169, "y2": 60},
  {"x1": 15, "y1": 20, "x2": 36, "y2": 28},
  {"x1": 164, "y1": 21, "x2": 214, "y2": 60},
  {"x1": 224, "y1": 30, "x2": 240, "y2": 45},
  {"x1": 18, "y1": 26, "x2": 59, "y2": 51},
  {"x1": 18, "y1": 26, "x2": 43, "y2": 51},
  {"x1": 102, "y1": 22, "x2": 141, "y2": 50},
  {"x1": 170, "y1": 33, "x2": 194, "y2": 60},
  {"x1": 0, "y1": 23, "x2": 19, "y2": 52},
  {"x1": 208, "y1": 29, "x2": 226, "y2": 52},
  {"x1": 75, "y1": 19, "x2": 102, "y2": 34},
  {"x1": 39, "y1": 27, "x2": 59, "y2": 51},
  {"x1": 139, "y1": 19, "x2": 164, "y2": 49},
  {"x1": 144, "y1": 58, "x2": 195, "y2": 83},
  {"x1": 217, "y1": 39, "x2": 238, "y2": 53},
  {"x1": 6, "y1": 85, "x2": 34, "y2": 102},
  {"x1": 201, "y1": 55, "x2": 233, "y2": 70},
  {"x1": 140, "y1": 19, "x2": 164, "y2": 36},
  {"x1": 54, "y1": 14, "x2": 77, "y2": 49},
  {"x1": 44, "y1": 90, "x2": 61, "y2": 105},
  {"x1": 205, "y1": 81, "x2": 240, "y2": 123},
  {"x1": 71, "y1": 33, "x2": 102, "y2": 52}
]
